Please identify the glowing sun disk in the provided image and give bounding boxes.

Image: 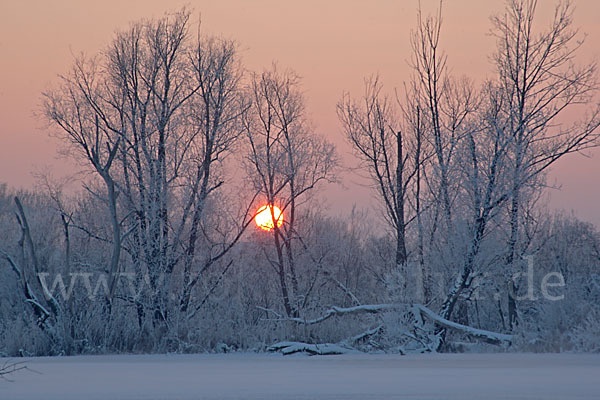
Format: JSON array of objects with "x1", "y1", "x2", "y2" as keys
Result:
[{"x1": 254, "y1": 205, "x2": 283, "y2": 231}]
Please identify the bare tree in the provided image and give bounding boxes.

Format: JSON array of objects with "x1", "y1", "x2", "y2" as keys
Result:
[
  {"x1": 42, "y1": 9, "x2": 253, "y2": 348},
  {"x1": 409, "y1": 4, "x2": 474, "y2": 229},
  {"x1": 243, "y1": 65, "x2": 337, "y2": 317},
  {"x1": 43, "y1": 68, "x2": 123, "y2": 301},
  {"x1": 408, "y1": 3, "x2": 480, "y2": 308},
  {"x1": 174, "y1": 34, "x2": 249, "y2": 314},
  {"x1": 491, "y1": 0, "x2": 600, "y2": 329},
  {"x1": 337, "y1": 77, "x2": 422, "y2": 272},
  {"x1": 401, "y1": 3, "x2": 516, "y2": 348},
  {"x1": 101, "y1": 10, "x2": 196, "y2": 327},
  {"x1": 438, "y1": 82, "x2": 513, "y2": 324}
]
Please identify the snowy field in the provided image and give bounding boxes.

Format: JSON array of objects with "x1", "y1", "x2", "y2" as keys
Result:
[{"x1": 2, "y1": 353, "x2": 599, "y2": 400}]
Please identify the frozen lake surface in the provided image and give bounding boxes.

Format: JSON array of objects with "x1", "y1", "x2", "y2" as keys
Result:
[{"x1": 2, "y1": 353, "x2": 599, "y2": 399}]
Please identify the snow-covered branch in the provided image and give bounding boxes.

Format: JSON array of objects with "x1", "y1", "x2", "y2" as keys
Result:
[
  {"x1": 413, "y1": 304, "x2": 512, "y2": 346},
  {"x1": 260, "y1": 304, "x2": 401, "y2": 325}
]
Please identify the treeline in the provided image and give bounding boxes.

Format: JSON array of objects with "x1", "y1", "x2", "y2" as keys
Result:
[{"x1": 1, "y1": 0, "x2": 599, "y2": 356}]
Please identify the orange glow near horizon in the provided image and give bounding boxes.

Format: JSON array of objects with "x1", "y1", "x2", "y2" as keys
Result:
[
  {"x1": 254, "y1": 205, "x2": 283, "y2": 231},
  {"x1": 0, "y1": 0, "x2": 599, "y2": 225}
]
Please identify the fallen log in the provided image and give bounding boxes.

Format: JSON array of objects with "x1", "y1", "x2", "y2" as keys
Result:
[
  {"x1": 267, "y1": 341, "x2": 361, "y2": 355},
  {"x1": 412, "y1": 304, "x2": 512, "y2": 346}
]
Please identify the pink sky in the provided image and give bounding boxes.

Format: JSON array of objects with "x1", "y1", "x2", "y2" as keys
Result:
[{"x1": 1, "y1": 0, "x2": 599, "y2": 224}]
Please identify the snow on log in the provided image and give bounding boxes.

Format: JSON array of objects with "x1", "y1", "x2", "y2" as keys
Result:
[
  {"x1": 262, "y1": 304, "x2": 401, "y2": 325},
  {"x1": 267, "y1": 341, "x2": 360, "y2": 355},
  {"x1": 413, "y1": 304, "x2": 512, "y2": 345}
]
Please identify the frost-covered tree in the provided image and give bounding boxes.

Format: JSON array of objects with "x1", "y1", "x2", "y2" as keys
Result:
[
  {"x1": 337, "y1": 77, "x2": 422, "y2": 272},
  {"x1": 490, "y1": 0, "x2": 600, "y2": 329},
  {"x1": 243, "y1": 65, "x2": 337, "y2": 318},
  {"x1": 41, "y1": 9, "x2": 253, "y2": 350}
]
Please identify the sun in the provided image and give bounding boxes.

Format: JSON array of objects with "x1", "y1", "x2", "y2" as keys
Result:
[{"x1": 254, "y1": 204, "x2": 283, "y2": 231}]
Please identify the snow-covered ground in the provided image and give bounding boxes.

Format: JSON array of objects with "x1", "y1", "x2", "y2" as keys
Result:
[{"x1": 2, "y1": 353, "x2": 599, "y2": 399}]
